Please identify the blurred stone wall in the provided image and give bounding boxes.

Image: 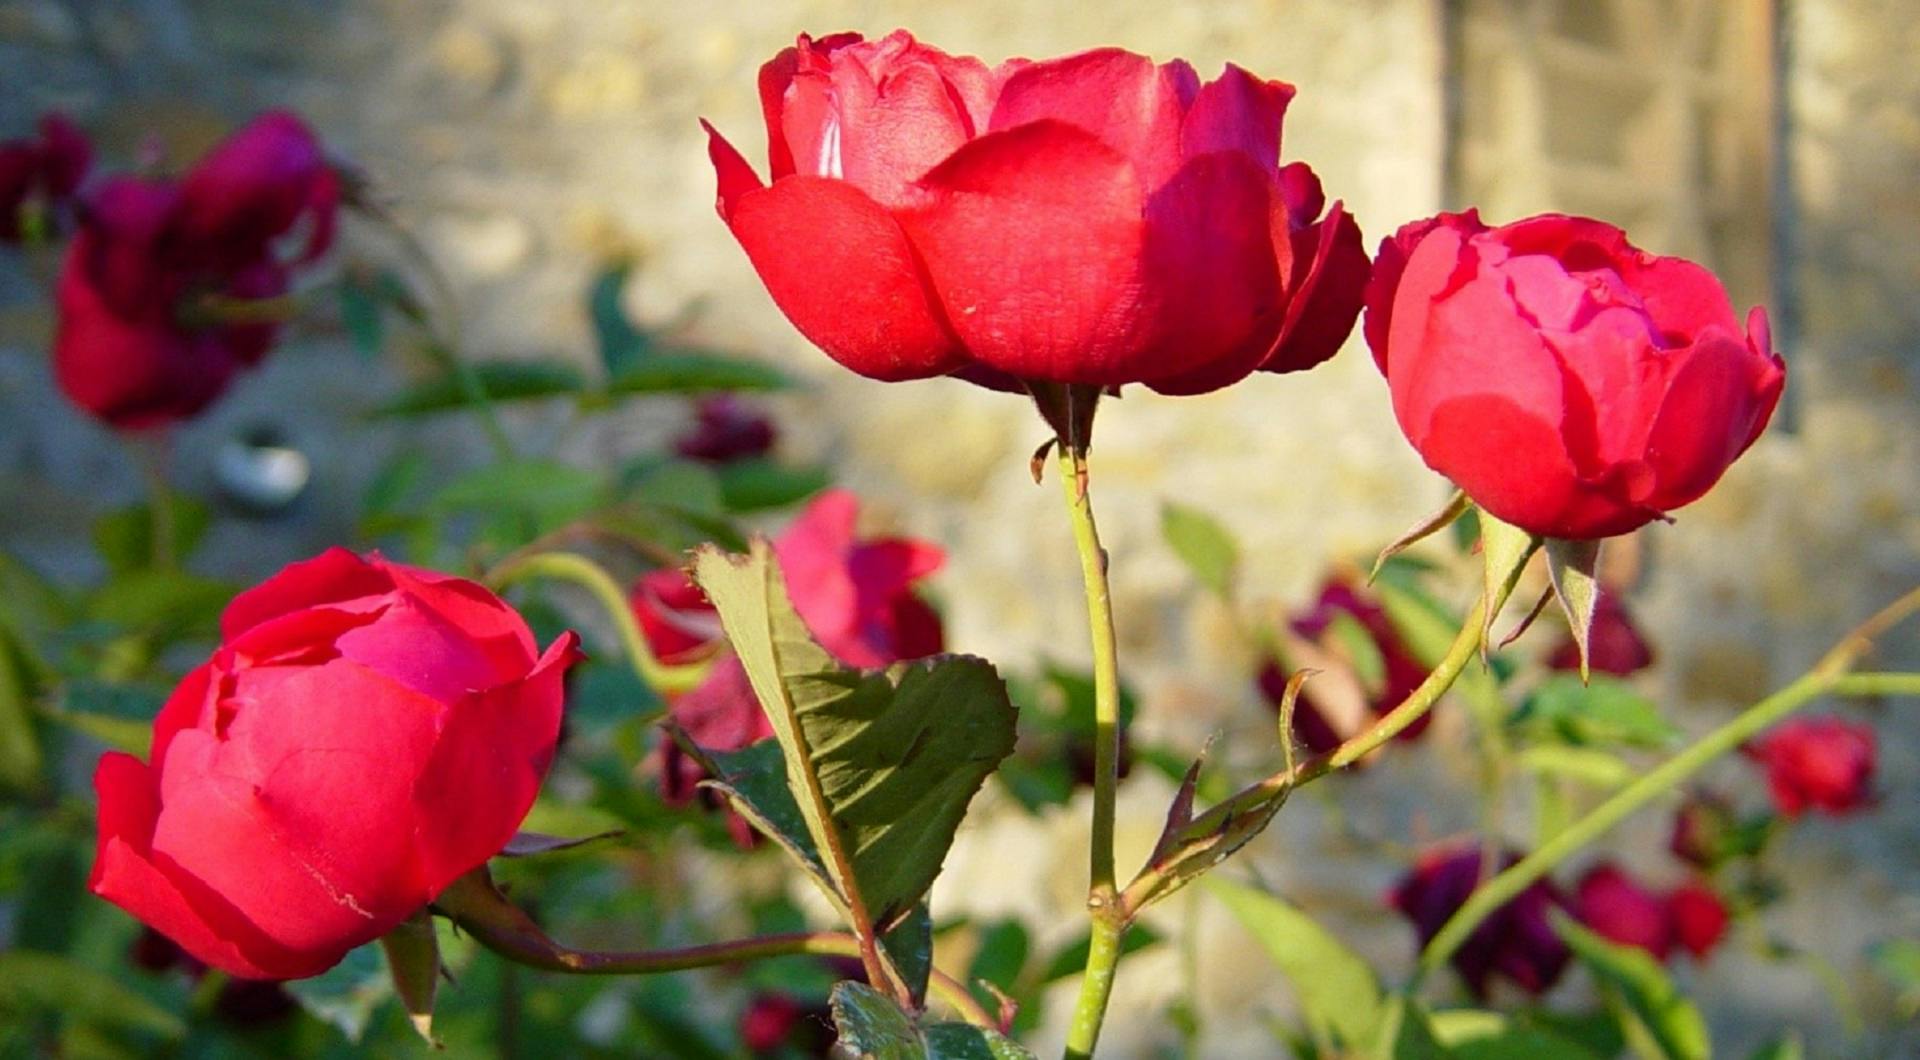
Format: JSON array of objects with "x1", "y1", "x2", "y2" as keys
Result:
[{"x1": 0, "y1": 1, "x2": 1915, "y2": 1056}]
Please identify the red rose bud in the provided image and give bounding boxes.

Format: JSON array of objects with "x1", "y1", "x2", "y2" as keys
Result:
[
  {"x1": 1389, "y1": 843, "x2": 1570, "y2": 998},
  {"x1": 1547, "y1": 592, "x2": 1654, "y2": 676},
  {"x1": 707, "y1": 31, "x2": 1367, "y2": 393},
  {"x1": 1366, "y1": 212, "x2": 1784, "y2": 539},
  {"x1": 1574, "y1": 863, "x2": 1673, "y2": 961},
  {"x1": 90, "y1": 549, "x2": 579, "y2": 981},
  {"x1": 0, "y1": 112, "x2": 92, "y2": 242},
  {"x1": 53, "y1": 112, "x2": 337, "y2": 430},
  {"x1": 1744, "y1": 716, "x2": 1877, "y2": 817},
  {"x1": 675, "y1": 396, "x2": 777, "y2": 464},
  {"x1": 1667, "y1": 790, "x2": 1740, "y2": 869},
  {"x1": 1260, "y1": 577, "x2": 1433, "y2": 755},
  {"x1": 1667, "y1": 880, "x2": 1729, "y2": 961}
]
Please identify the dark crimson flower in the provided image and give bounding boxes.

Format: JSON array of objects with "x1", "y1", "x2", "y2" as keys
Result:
[
  {"x1": 706, "y1": 31, "x2": 1367, "y2": 394},
  {"x1": 648, "y1": 490, "x2": 944, "y2": 839},
  {"x1": 740, "y1": 993, "x2": 803, "y2": 1053},
  {"x1": 1744, "y1": 716, "x2": 1877, "y2": 817},
  {"x1": 1574, "y1": 863, "x2": 1673, "y2": 960},
  {"x1": 91, "y1": 549, "x2": 578, "y2": 980},
  {"x1": 1547, "y1": 592, "x2": 1654, "y2": 676},
  {"x1": 675, "y1": 395, "x2": 777, "y2": 464},
  {"x1": 1366, "y1": 211, "x2": 1784, "y2": 539},
  {"x1": 1667, "y1": 880, "x2": 1729, "y2": 961},
  {"x1": 1259, "y1": 576, "x2": 1432, "y2": 755},
  {"x1": 53, "y1": 111, "x2": 338, "y2": 430},
  {"x1": 1667, "y1": 790, "x2": 1740, "y2": 870},
  {"x1": 1389, "y1": 842, "x2": 1570, "y2": 998},
  {"x1": 0, "y1": 112, "x2": 91, "y2": 242}
]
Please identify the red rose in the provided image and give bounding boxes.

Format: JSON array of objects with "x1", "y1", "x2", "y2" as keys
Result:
[
  {"x1": 53, "y1": 111, "x2": 338, "y2": 430},
  {"x1": 0, "y1": 112, "x2": 91, "y2": 242},
  {"x1": 1574, "y1": 863, "x2": 1673, "y2": 960},
  {"x1": 1388, "y1": 842, "x2": 1570, "y2": 998},
  {"x1": 1547, "y1": 591, "x2": 1654, "y2": 676},
  {"x1": 1744, "y1": 716, "x2": 1877, "y2": 817},
  {"x1": 674, "y1": 395, "x2": 777, "y2": 464},
  {"x1": 1667, "y1": 880, "x2": 1729, "y2": 961},
  {"x1": 1258, "y1": 577, "x2": 1432, "y2": 755},
  {"x1": 1366, "y1": 212, "x2": 1784, "y2": 539},
  {"x1": 646, "y1": 490, "x2": 943, "y2": 833},
  {"x1": 706, "y1": 31, "x2": 1367, "y2": 393},
  {"x1": 90, "y1": 549, "x2": 578, "y2": 981}
]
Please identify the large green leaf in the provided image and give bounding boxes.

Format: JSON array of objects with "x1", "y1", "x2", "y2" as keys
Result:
[
  {"x1": 1208, "y1": 878, "x2": 1384, "y2": 1052},
  {"x1": 1555, "y1": 915, "x2": 1710, "y2": 1060},
  {"x1": 692, "y1": 542, "x2": 1017, "y2": 930},
  {"x1": 830, "y1": 982, "x2": 1034, "y2": 1060},
  {"x1": 1427, "y1": 1009, "x2": 1606, "y2": 1059},
  {"x1": 1515, "y1": 675, "x2": 1680, "y2": 749},
  {"x1": 430, "y1": 459, "x2": 605, "y2": 530},
  {"x1": 373, "y1": 360, "x2": 586, "y2": 417},
  {"x1": 0, "y1": 949, "x2": 185, "y2": 1039},
  {"x1": 715, "y1": 458, "x2": 832, "y2": 513},
  {"x1": 1160, "y1": 502, "x2": 1238, "y2": 599}
]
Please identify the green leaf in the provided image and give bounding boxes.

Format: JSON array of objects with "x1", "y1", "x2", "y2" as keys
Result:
[
  {"x1": 967, "y1": 919, "x2": 1030, "y2": 997},
  {"x1": 1514, "y1": 745, "x2": 1636, "y2": 789},
  {"x1": 374, "y1": 360, "x2": 586, "y2": 417},
  {"x1": 604, "y1": 353, "x2": 790, "y2": 395},
  {"x1": 93, "y1": 497, "x2": 211, "y2": 574},
  {"x1": 1326, "y1": 610, "x2": 1388, "y2": 693},
  {"x1": 1160, "y1": 502, "x2": 1238, "y2": 599},
  {"x1": 0, "y1": 949, "x2": 185, "y2": 1039},
  {"x1": 829, "y1": 982, "x2": 1035, "y2": 1060},
  {"x1": 337, "y1": 279, "x2": 385, "y2": 357},
  {"x1": 43, "y1": 680, "x2": 165, "y2": 757},
  {"x1": 590, "y1": 261, "x2": 650, "y2": 374},
  {"x1": 621, "y1": 458, "x2": 726, "y2": 517},
  {"x1": 1871, "y1": 939, "x2": 1920, "y2": 1019},
  {"x1": 1209, "y1": 878, "x2": 1384, "y2": 1051},
  {"x1": 1367, "y1": 994, "x2": 1451, "y2": 1059},
  {"x1": 0, "y1": 620, "x2": 45, "y2": 790},
  {"x1": 431, "y1": 459, "x2": 605, "y2": 531},
  {"x1": 693, "y1": 542, "x2": 1018, "y2": 929},
  {"x1": 1746, "y1": 1032, "x2": 1806, "y2": 1060},
  {"x1": 688, "y1": 737, "x2": 832, "y2": 893},
  {"x1": 1428, "y1": 1009, "x2": 1605, "y2": 1059},
  {"x1": 1544, "y1": 539, "x2": 1603, "y2": 682},
  {"x1": 285, "y1": 942, "x2": 391, "y2": 1043},
  {"x1": 1555, "y1": 915, "x2": 1710, "y2": 1060},
  {"x1": 882, "y1": 903, "x2": 935, "y2": 1007},
  {"x1": 88, "y1": 570, "x2": 235, "y2": 640},
  {"x1": 1514, "y1": 675, "x2": 1680, "y2": 749},
  {"x1": 714, "y1": 458, "x2": 832, "y2": 513}
]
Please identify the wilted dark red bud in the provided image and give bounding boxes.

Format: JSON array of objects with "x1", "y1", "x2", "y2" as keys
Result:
[
  {"x1": 1667, "y1": 880, "x2": 1729, "y2": 961},
  {"x1": 1574, "y1": 863, "x2": 1673, "y2": 961},
  {"x1": 0, "y1": 112, "x2": 92, "y2": 242},
  {"x1": 675, "y1": 396, "x2": 778, "y2": 464},
  {"x1": 1547, "y1": 592, "x2": 1654, "y2": 676},
  {"x1": 740, "y1": 994, "x2": 803, "y2": 1053},
  {"x1": 1260, "y1": 576, "x2": 1432, "y2": 755},
  {"x1": 1744, "y1": 716, "x2": 1877, "y2": 817},
  {"x1": 1389, "y1": 842, "x2": 1569, "y2": 998},
  {"x1": 1667, "y1": 791, "x2": 1739, "y2": 869}
]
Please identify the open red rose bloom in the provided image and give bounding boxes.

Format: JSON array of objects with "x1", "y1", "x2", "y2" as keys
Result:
[
  {"x1": 705, "y1": 30, "x2": 1368, "y2": 393},
  {"x1": 54, "y1": 111, "x2": 338, "y2": 430},
  {"x1": 1367, "y1": 212, "x2": 1785, "y2": 539},
  {"x1": 90, "y1": 550, "x2": 578, "y2": 980}
]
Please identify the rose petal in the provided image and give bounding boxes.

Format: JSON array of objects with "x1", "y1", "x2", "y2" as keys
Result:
[
  {"x1": 989, "y1": 48, "x2": 1192, "y2": 191},
  {"x1": 219, "y1": 548, "x2": 396, "y2": 641},
  {"x1": 1180, "y1": 65, "x2": 1294, "y2": 174},
  {"x1": 1639, "y1": 327, "x2": 1782, "y2": 512},
  {"x1": 1262, "y1": 198, "x2": 1369, "y2": 374}
]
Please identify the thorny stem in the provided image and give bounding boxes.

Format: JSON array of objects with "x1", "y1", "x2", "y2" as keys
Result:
[
  {"x1": 487, "y1": 551, "x2": 710, "y2": 697},
  {"x1": 1417, "y1": 671, "x2": 1920, "y2": 983},
  {"x1": 1056, "y1": 440, "x2": 1127, "y2": 1060}
]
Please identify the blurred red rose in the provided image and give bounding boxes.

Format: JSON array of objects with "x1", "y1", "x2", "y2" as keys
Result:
[
  {"x1": 1744, "y1": 716, "x2": 1877, "y2": 817},
  {"x1": 1667, "y1": 880, "x2": 1729, "y2": 961},
  {"x1": 1574, "y1": 863, "x2": 1673, "y2": 960},
  {"x1": 706, "y1": 30, "x2": 1366, "y2": 393},
  {"x1": 647, "y1": 490, "x2": 944, "y2": 837},
  {"x1": 0, "y1": 112, "x2": 91, "y2": 242},
  {"x1": 91, "y1": 549, "x2": 578, "y2": 980},
  {"x1": 1258, "y1": 576, "x2": 1432, "y2": 755},
  {"x1": 54, "y1": 111, "x2": 338, "y2": 430},
  {"x1": 1389, "y1": 842, "x2": 1570, "y2": 998},
  {"x1": 1365, "y1": 211, "x2": 1784, "y2": 539},
  {"x1": 1547, "y1": 592, "x2": 1654, "y2": 676},
  {"x1": 675, "y1": 395, "x2": 777, "y2": 464}
]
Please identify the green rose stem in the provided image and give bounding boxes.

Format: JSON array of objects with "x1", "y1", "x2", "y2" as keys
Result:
[
  {"x1": 440, "y1": 893, "x2": 996, "y2": 1028},
  {"x1": 1057, "y1": 440, "x2": 1128, "y2": 1060},
  {"x1": 131, "y1": 434, "x2": 176, "y2": 571},
  {"x1": 1416, "y1": 584, "x2": 1920, "y2": 984},
  {"x1": 488, "y1": 551, "x2": 710, "y2": 696}
]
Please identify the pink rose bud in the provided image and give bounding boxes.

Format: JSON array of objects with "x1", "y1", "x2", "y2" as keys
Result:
[
  {"x1": 1744, "y1": 716, "x2": 1877, "y2": 817},
  {"x1": 706, "y1": 31, "x2": 1368, "y2": 393},
  {"x1": 1574, "y1": 863, "x2": 1673, "y2": 961},
  {"x1": 1389, "y1": 842, "x2": 1570, "y2": 998},
  {"x1": 90, "y1": 549, "x2": 578, "y2": 980},
  {"x1": 1365, "y1": 211, "x2": 1784, "y2": 539}
]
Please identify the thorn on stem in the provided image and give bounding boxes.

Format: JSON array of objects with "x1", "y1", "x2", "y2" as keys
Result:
[{"x1": 1030, "y1": 438, "x2": 1056, "y2": 484}]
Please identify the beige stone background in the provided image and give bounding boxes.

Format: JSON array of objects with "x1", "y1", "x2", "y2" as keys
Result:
[{"x1": 1, "y1": 0, "x2": 1916, "y2": 1056}]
